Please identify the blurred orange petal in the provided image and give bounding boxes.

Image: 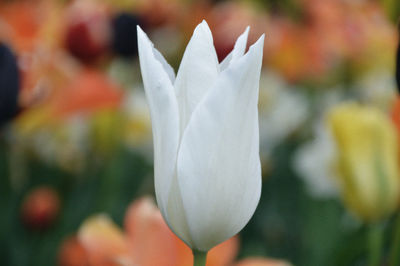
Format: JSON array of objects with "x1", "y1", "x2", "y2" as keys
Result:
[
  {"x1": 124, "y1": 196, "x2": 180, "y2": 266},
  {"x1": 52, "y1": 69, "x2": 123, "y2": 117},
  {"x1": 78, "y1": 214, "x2": 130, "y2": 266},
  {"x1": 175, "y1": 235, "x2": 239, "y2": 266},
  {"x1": 58, "y1": 235, "x2": 89, "y2": 266},
  {"x1": 391, "y1": 96, "x2": 400, "y2": 134},
  {"x1": 391, "y1": 96, "x2": 400, "y2": 164},
  {"x1": 234, "y1": 258, "x2": 292, "y2": 266},
  {"x1": 0, "y1": 1, "x2": 41, "y2": 52},
  {"x1": 207, "y1": 236, "x2": 239, "y2": 266},
  {"x1": 124, "y1": 196, "x2": 239, "y2": 266}
]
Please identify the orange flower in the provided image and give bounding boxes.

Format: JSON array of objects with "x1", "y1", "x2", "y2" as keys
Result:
[
  {"x1": 391, "y1": 96, "x2": 400, "y2": 136},
  {"x1": 58, "y1": 196, "x2": 290, "y2": 266},
  {"x1": 15, "y1": 68, "x2": 123, "y2": 137},
  {"x1": 391, "y1": 96, "x2": 400, "y2": 165},
  {"x1": 0, "y1": 0, "x2": 62, "y2": 53},
  {"x1": 234, "y1": 258, "x2": 291, "y2": 266},
  {"x1": 52, "y1": 69, "x2": 123, "y2": 118},
  {"x1": 0, "y1": 1, "x2": 41, "y2": 52},
  {"x1": 58, "y1": 236, "x2": 89, "y2": 266}
]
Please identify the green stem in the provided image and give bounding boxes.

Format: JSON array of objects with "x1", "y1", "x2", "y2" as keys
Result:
[
  {"x1": 389, "y1": 214, "x2": 400, "y2": 266},
  {"x1": 368, "y1": 222, "x2": 384, "y2": 266},
  {"x1": 193, "y1": 250, "x2": 207, "y2": 266}
]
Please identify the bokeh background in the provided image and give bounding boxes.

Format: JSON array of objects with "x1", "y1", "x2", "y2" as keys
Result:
[{"x1": 1, "y1": 0, "x2": 400, "y2": 265}]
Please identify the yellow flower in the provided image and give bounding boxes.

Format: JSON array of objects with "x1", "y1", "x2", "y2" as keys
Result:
[{"x1": 328, "y1": 102, "x2": 400, "y2": 222}]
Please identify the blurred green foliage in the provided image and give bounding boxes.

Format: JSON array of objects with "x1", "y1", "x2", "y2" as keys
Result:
[{"x1": 1, "y1": 137, "x2": 399, "y2": 266}]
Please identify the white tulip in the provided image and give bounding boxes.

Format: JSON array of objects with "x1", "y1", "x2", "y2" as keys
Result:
[{"x1": 137, "y1": 20, "x2": 264, "y2": 252}]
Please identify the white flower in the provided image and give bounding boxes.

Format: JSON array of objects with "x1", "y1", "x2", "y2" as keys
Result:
[
  {"x1": 137, "y1": 20, "x2": 264, "y2": 251},
  {"x1": 258, "y1": 71, "x2": 309, "y2": 161},
  {"x1": 293, "y1": 122, "x2": 339, "y2": 199}
]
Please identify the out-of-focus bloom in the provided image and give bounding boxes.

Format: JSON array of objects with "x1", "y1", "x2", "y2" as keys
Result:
[
  {"x1": 64, "y1": 0, "x2": 111, "y2": 63},
  {"x1": 293, "y1": 124, "x2": 339, "y2": 199},
  {"x1": 295, "y1": 102, "x2": 400, "y2": 221},
  {"x1": 52, "y1": 69, "x2": 123, "y2": 118},
  {"x1": 264, "y1": 0, "x2": 396, "y2": 83},
  {"x1": 12, "y1": 69, "x2": 123, "y2": 171},
  {"x1": 258, "y1": 72, "x2": 308, "y2": 164},
  {"x1": 111, "y1": 13, "x2": 141, "y2": 58},
  {"x1": 390, "y1": 96, "x2": 400, "y2": 169},
  {"x1": 0, "y1": 1, "x2": 42, "y2": 53},
  {"x1": 61, "y1": 197, "x2": 289, "y2": 266},
  {"x1": 0, "y1": 43, "x2": 20, "y2": 126},
  {"x1": 354, "y1": 70, "x2": 397, "y2": 110},
  {"x1": 234, "y1": 258, "x2": 292, "y2": 266},
  {"x1": 58, "y1": 236, "x2": 89, "y2": 266},
  {"x1": 0, "y1": 0, "x2": 63, "y2": 53},
  {"x1": 391, "y1": 96, "x2": 400, "y2": 141},
  {"x1": 15, "y1": 69, "x2": 123, "y2": 134},
  {"x1": 21, "y1": 186, "x2": 60, "y2": 230},
  {"x1": 137, "y1": 21, "x2": 264, "y2": 251},
  {"x1": 328, "y1": 102, "x2": 400, "y2": 221},
  {"x1": 76, "y1": 197, "x2": 239, "y2": 266},
  {"x1": 132, "y1": 0, "x2": 181, "y2": 28},
  {"x1": 90, "y1": 109, "x2": 124, "y2": 155},
  {"x1": 265, "y1": 18, "x2": 331, "y2": 83},
  {"x1": 207, "y1": 1, "x2": 267, "y2": 62},
  {"x1": 122, "y1": 89, "x2": 152, "y2": 150},
  {"x1": 292, "y1": 87, "x2": 345, "y2": 198},
  {"x1": 397, "y1": 26, "x2": 400, "y2": 92}
]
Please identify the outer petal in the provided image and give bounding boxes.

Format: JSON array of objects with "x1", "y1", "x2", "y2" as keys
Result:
[
  {"x1": 176, "y1": 35, "x2": 265, "y2": 251},
  {"x1": 174, "y1": 20, "x2": 220, "y2": 134},
  {"x1": 153, "y1": 48, "x2": 176, "y2": 83},
  {"x1": 137, "y1": 26, "x2": 180, "y2": 220},
  {"x1": 219, "y1": 26, "x2": 250, "y2": 71}
]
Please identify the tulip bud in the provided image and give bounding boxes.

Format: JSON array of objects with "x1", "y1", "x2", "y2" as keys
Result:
[
  {"x1": 137, "y1": 20, "x2": 264, "y2": 251},
  {"x1": 21, "y1": 186, "x2": 60, "y2": 230},
  {"x1": 327, "y1": 102, "x2": 400, "y2": 221}
]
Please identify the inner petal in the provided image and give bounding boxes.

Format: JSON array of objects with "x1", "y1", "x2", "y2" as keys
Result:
[{"x1": 174, "y1": 20, "x2": 220, "y2": 135}]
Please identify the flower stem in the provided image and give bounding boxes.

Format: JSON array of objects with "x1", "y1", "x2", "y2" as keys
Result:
[
  {"x1": 368, "y1": 222, "x2": 384, "y2": 266},
  {"x1": 389, "y1": 214, "x2": 400, "y2": 266},
  {"x1": 193, "y1": 250, "x2": 207, "y2": 266}
]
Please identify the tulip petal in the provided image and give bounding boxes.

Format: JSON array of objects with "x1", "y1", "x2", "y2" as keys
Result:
[
  {"x1": 165, "y1": 172, "x2": 194, "y2": 247},
  {"x1": 174, "y1": 20, "x2": 220, "y2": 134},
  {"x1": 137, "y1": 26, "x2": 180, "y2": 219},
  {"x1": 220, "y1": 26, "x2": 250, "y2": 71},
  {"x1": 153, "y1": 48, "x2": 176, "y2": 83},
  {"x1": 176, "y1": 35, "x2": 265, "y2": 251}
]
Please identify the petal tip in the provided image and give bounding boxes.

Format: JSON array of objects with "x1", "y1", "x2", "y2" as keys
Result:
[
  {"x1": 258, "y1": 34, "x2": 265, "y2": 43},
  {"x1": 240, "y1": 26, "x2": 250, "y2": 42},
  {"x1": 136, "y1": 25, "x2": 145, "y2": 38},
  {"x1": 195, "y1": 19, "x2": 212, "y2": 36},
  {"x1": 250, "y1": 34, "x2": 265, "y2": 51}
]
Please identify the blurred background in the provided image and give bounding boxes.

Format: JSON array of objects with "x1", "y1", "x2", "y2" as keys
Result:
[{"x1": 1, "y1": 0, "x2": 400, "y2": 265}]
